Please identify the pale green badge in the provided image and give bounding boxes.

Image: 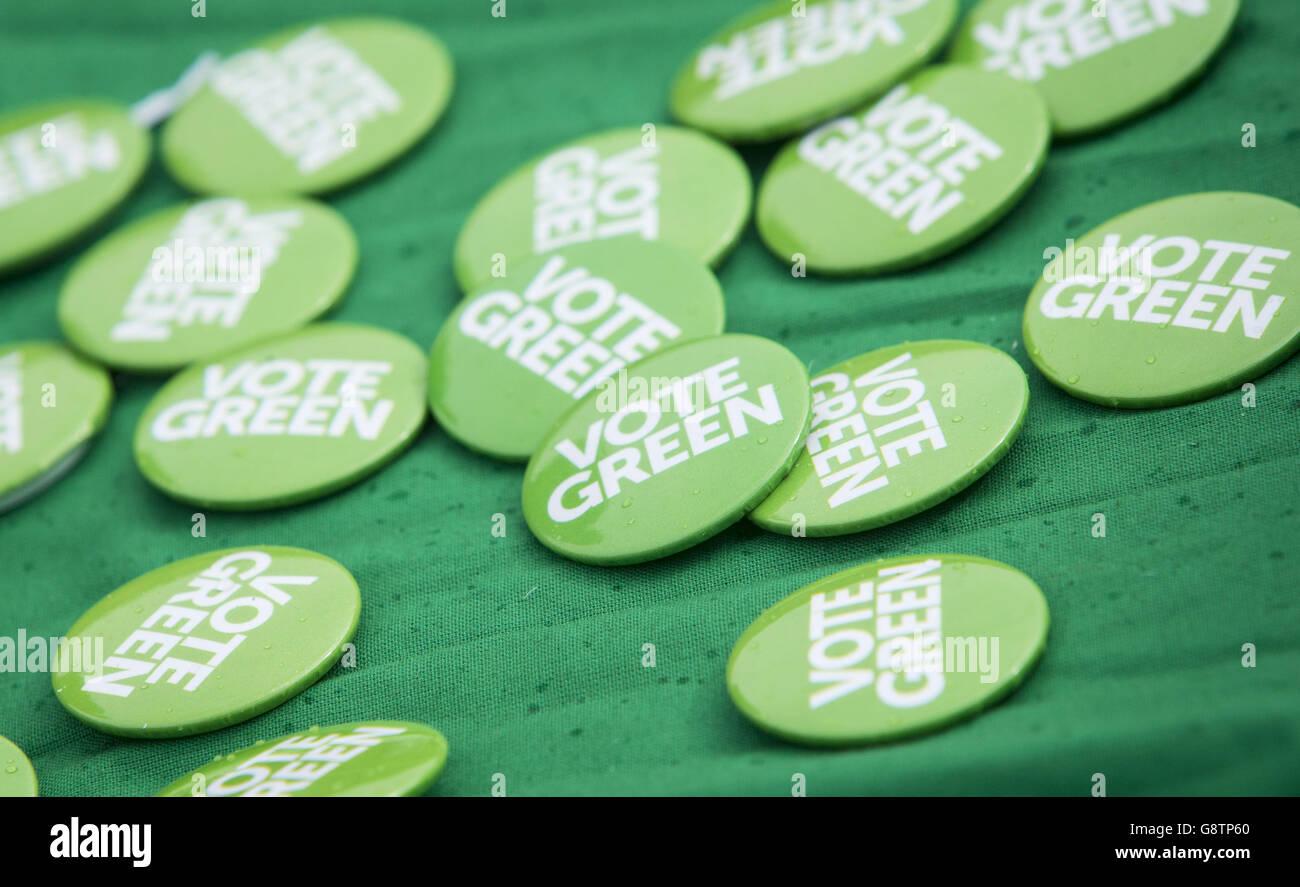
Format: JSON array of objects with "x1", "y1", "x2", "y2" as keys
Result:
[
  {"x1": 156, "y1": 721, "x2": 448, "y2": 797},
  {"x1": 751, "y1": 340, "x2": 1027, "y2": 536},
  {"x1": 0, "y1": 341, "x2": 113, "y2": 513},
  {"x1": 429, "y1": 238, "x2": 726, "y2": 462},
  {"x1": 162, "y1": 18, "x2": 454, "y2": 194},
  {"x1": 1024, "y1": 192, "x2": 1300, "y2": 408},
  {"x1": 0, "y1": 100, "x2": 149, "y2": 274},
  {"x1": 133, "y1": 323, "x2": 428, "y2": 509},
  {"x1": 757, "y1": 64, "x2": 1049, "y2": 275},
  {"x1": 671, "y1": 0, "x2": 958, "y2": 142},
  {"x1": 0, "y1": 735, "x2": 38, "y2": 797},
  {"x1": 454, "y1": 125, "x2": 751, "y2": 293},
  {"x1": 950, "y1": 0, "x2": 1239, "y2": 137},
  {"x1": 52, "y1": 546, "x2": 360, "y2": 739},
  {"x1": 728, "y1": 554, "x2": 1049, "y2": 746},
  {"x1": 522, "y1": 334, "x2": 811, "y2": 566},
  {"x1": 60, "y1": 197, "x2": 357, "y2": 373}
]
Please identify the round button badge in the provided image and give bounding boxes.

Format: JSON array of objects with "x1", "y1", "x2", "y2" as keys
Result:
[
  {"x1": 133, "y1": 322, "x2": 428, "y2": 509},
  {"x1": 0, "y1": 341, "x2": 113, "y2": 514},
  {"x1": 727, "y1": 554, "x2": 1049, "y2": 746},
  {"x1": 751, "y1": 340, "x2": 1027, "y2": 536},
  {"x1": 60, "y1": 197, "x2": 357, "y2": 373},
  {"x1": 162, "y1": 18, "x2": 454, "y2": 195},
  {"x1": 155, "y1": 721, "x2": 448, "y2": 797},
  {"x1": 757, "y1": 64, "x2": 1049, "y2": 275},
  {"x1": 0, "y1": 100, "x2": 149, "y2": 275},
  {"x1": 429, "y1": 238, "x2": 726, "y2": 462},
  {"x1": 52, "y1": 546, "x2": 360, "y2": 739},
  {"x1": 950, "y1": 0, "x2": 1239, "y2": 138},
  {"x1": 454, "y1": 125, "x2": 751, "y2": 293},
  {"x1": 1024, "y1": 192, "x2": 1300, "y2": 408},
  {"x1": 522, "y1": 334, "x2": 811, "y2": 566},
  {"x1": 670, "y1": 0, "x2": 958, "y2": 142},
  {"x1": 0, "y1": 735, "x2": 38, "y2": 797}
]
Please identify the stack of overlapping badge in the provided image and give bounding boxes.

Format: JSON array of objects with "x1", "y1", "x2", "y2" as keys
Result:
[{"x1": 3, "y1": 0, "x2": 1294, "y2": 780}]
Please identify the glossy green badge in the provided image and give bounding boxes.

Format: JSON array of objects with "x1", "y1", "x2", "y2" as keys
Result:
[
  {"x1": 1024, "y1": 192, "x2": 1300, "y2": 408},
  {"x1": 757, "y1": 64, "x2": 1049, "y2": 275},
  {"x1": 751, "y1": 340, "x2": 1027, "y2": 536},
  {"x1": 523, "y1": 334, "x2": 811, "y2": 565},
  {"x1": 728, "y1": 553, "x2": 1049, "y2": 746},
  {"x1": 0, "y1": 341, "x2": 113, "y2": 513},
  {"x1": 0, "y1": 735, "x2": 38, "y2": 797},
  {"x1": 0, "y1": 100, "x2": 149, "y2": 274},
  {"x1": 430, "y1": 239, "x2": 726, "y2": 462},
  {"x1": 671, "y1": 0, "x2": 958, "y2": 142},
  {"x1": 162, "y1": 18, "x2": 453, "y2": 195},
  {"x1": 134, "y1": 322, "x2": 427, "y2": 509},
  {"x1": 156, "y1": 721, "x2": 448, "y2": 797},
  {"x1": 454, "y1": 125, "x2": 751, "y2": 293},
  {"x1": 950, "y1": 0, "x2": 1239, "y2": 138},
  {"x1": 59, "y1": 197, "x2": 357, "y2": 373},
  {"x1": 53, "y1": 546, "x2": 360, "y2": 738}
]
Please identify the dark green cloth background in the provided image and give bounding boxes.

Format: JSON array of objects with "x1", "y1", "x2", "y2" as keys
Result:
[{"x1": 1, "y1": 0, "x2": 1297, "y2": 797}]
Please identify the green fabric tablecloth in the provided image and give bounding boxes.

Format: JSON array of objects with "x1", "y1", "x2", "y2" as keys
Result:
[{"x1": 1, "y1": 0, "x2": 1297, "y2": 796}]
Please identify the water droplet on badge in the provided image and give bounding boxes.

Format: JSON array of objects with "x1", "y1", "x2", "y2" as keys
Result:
[
  {"x1": 621, "y1": 498, "x2": 633, "y2": 509},
  {"x1": 904, "y1": 489, "x2": 914, "y2": 498},
  {"x1": 757, "y1": 436, "x2": 768, "y2": 445},
  {"x1": 1068, "y1": 374, "x2": 1080, "y2": 385},
  {"x1": 4, "y1": 765, "x2": 15, "y2": 774},
  {"x1": 1145, "y1": 355, "x2": 1156, "y2": 365},
  {"x1": 951, "y1": 415, "x2": 963, "y2": 423}
]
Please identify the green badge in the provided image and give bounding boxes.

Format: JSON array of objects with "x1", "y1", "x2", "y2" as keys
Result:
[
  {"x1": 429, "y1": 239, "x2": 726, "y2": 462},
  {"x1": 522, "y1": 334, "x2": 811, "y2": 565},
  {"x1": 453, "y1": 125, "x2": 751, "y2": 293},
  {"x1": 751, "y1": 340, "x2": 1027, "y2": 536},
  {"x1": 670, "y1": 0, "x2": 958, "y2": 142},
  {"x1": 727, "y1": 553, "x2": 1049, "y2": 746},
  {"x1": 133, "y1": 322, "x2": 427, "y2": 509},
  {"x1": 0, "y1": 341, "x2": 113, "y2": 513},
  {"x1": 156, "y1": 721, "x2": 448, "y2": 797},
  {"x1": 950, "y1": 0, "x2": 1239, "y2": 137},
  {"x1": 53, "y1": 546, "x2": 360, "y2": 739},
  {"x1": 0, "y1": 735, "x2": 38, "y2": 797},
  {"x1": 59, "y1": 197, "x2": 357, "y2": 373},
  {"x1": 162, "y1": 18, "x2": 454, "y2": 195},
  {"x1": 756, "y1": 64, "x2": 1049, "y2": 275},
  {"x1": 1024, "y1": 192, "x2": 1300, "y2": 408},
  {"x1": 0, "y1": 100, "x2": 149, "y2": 274}
]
